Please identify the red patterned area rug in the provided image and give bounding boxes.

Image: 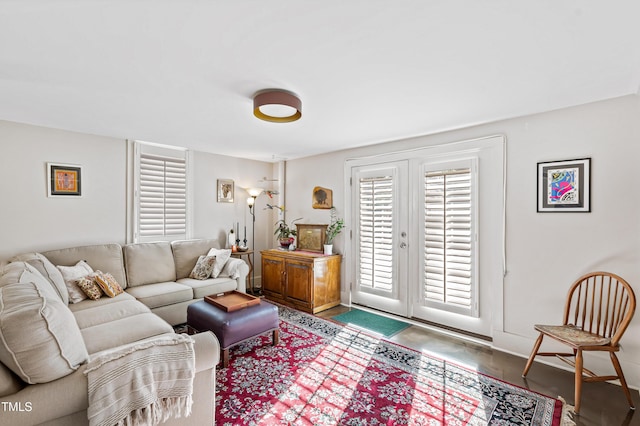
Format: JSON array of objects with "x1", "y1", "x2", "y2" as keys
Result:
[{"x1": 216, "y1": 306, "x2": 573, "y2": 425}]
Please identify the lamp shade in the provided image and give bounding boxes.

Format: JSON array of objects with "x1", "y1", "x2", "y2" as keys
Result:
[
  {"x1": 247, "y1": 188, "x2": 263, "y2": 197},
  {"x1": 253, "y1": 90, "x2": 302, "y2": 123}
]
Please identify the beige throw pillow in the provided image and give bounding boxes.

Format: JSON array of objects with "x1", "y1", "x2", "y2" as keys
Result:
[
  {"x1": 0, "y1": 281, "x2": 88, "y2": 384},
  {"x1": 94, "y1": 271, "x2": 124, "y2": 297},
  {"x1": 206, "y1": 248, "x2": 232, "y2": 278},
  {"x1": 56, "y1": 260, "x2": 94, "y2": 304},
  {"x1": 8, "y1": 253, "x2": 69, "y2": 304},
  {"x1": 76, "y1": 275, "x2": 103, "y2": 300}
]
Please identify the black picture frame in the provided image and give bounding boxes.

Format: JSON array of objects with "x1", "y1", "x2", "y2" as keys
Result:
[
  {"x1": 47, "y1": 163, "x2": 82, "y2": 197},
  {"x1": 537, "y1": 158, "x2": 590, "y2": 212}
]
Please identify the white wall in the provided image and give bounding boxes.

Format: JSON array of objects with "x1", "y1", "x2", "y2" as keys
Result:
[
  {"x1": 0, "y1": 120, "x2": 274, "y2": 288},
  {"x1": 0, "y1": 121, "x2": 127, "y2": 258},
  {"x1": 191, "y1": 150, "x2": 275, "y2": 284},
  {"x1": 283, "y1": 95, "x2": 640, "y2": 388}
]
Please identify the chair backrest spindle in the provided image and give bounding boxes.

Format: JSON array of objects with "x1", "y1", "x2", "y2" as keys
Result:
[
  {"x1": 588, "y1": 276, "x2": 597, "y2": 333},
  {"x1": 601, "y1": 276, "x2": 611, "y2": 336},
  {"x1": 595, "y1": 276, "x2": 604, "y2": 335}
]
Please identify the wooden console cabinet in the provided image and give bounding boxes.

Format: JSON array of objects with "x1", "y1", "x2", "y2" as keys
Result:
[{"x1": 260, "y1": 249, "x2": 341, "y2": 314}]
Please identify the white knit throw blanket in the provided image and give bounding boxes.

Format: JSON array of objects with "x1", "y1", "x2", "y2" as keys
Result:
[{"x1": 84, "y1": 334, "x2": 195, "y2": 426}]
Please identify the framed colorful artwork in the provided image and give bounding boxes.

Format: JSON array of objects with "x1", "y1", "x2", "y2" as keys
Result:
[
  {"x1": 537, "y1": 158, "x2": 590, "y2": 212},
  {"x1": 217, "y1": 179, "x2": 234, "y2": 203},
  {"x1": 47, "y1": 163, "x2": 82, "y2": 197}
]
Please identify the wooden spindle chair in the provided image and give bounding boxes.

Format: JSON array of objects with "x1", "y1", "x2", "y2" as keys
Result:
[{"x1": 522, "y1": 272, "x2": 636, "y2": 414}]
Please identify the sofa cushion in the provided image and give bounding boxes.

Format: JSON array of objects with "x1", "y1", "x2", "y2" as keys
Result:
[
  {"x1": 0, "y1": 262, "x2": 61, "y2": 302},
  {"x1": 67, "y1": 290, "x2": 137, "y2": 313},
  {"x1": 0, "y1": 362, "x2": 24, "y2": 397},
  {"x1": 177, "y1": 277, "x2": 239, "y2": 299},
  {"x1": 0, "y1": 261, "x2": 34, "y2": 286},
  {"x1": 71, "y1": 295, "x2": 151, "y2": 329},
  {"x1": 80, "y1": 314, "x2": 174, "y2": 355},
  {"x1": 8, "y1": 252, "x2": 69, "y2": 304},
  {"x1": 70, "y1": 292, "x2": 158, "y2": 329},
  {"x1": 207, "y1": 248, "x2": 232, "y2": 278},
  {"x1": 171, "y1": 239, "x2": 220, "y2": 279},
  {"x1": 0, "y1": 281, "x2": 88, "y2": 384},
  {"x1": 42, "y1": 243, "x2": 127, "y2": 289},
  {"x1": 67, "y1": 292, "x2": 174, "y2": 354},
  {"x1": 124, "y1": 242, "x2": 176, "y2": 287},
  {"x1": 125, "y1": 282, "x2": 193, "y2": 309},
  {"x1": 56, "y1": 260, "x2": 94, "y2": 304}
]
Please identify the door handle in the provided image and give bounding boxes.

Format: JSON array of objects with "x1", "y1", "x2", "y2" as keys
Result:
[{"x1": 400, "y1": 242, "x2": 407, "y2": 249}]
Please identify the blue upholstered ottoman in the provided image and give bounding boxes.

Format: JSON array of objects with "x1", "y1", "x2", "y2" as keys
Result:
[{"x1": 187, "y1": 299, "x2": 279, "y2": 367}]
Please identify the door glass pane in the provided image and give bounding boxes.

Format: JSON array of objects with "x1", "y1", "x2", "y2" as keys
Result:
[
  {"x1": 424, "y1": 167, "x2": 474, "y2": 314},
  {"x1": 358, "y1": 175, "x2": 394, "y2": 293}
]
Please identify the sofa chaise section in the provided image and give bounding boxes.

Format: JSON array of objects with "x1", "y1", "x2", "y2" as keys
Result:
[{"x1": 0, "y1": 332, "x2": 219, "y2": 426}]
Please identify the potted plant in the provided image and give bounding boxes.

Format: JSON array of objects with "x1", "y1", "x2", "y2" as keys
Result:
[
  {"x1": 324, "y1": 207, "x2": 344, "y2": 255},
  {"x1": 274, "y1": 218, "x2": 302, "y2": 249}
]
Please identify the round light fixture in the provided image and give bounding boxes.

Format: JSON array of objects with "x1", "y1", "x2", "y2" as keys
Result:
[{"x1": 253, "y1": 90, "x2": 302, "y2": 123}]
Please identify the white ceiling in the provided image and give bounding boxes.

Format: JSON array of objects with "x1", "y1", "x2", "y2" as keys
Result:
[{"x1": 1, "y1": 1, "x2": 639, "y2": 162}]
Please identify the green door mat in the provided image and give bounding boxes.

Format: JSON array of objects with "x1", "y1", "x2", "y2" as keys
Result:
[{"x1": 332, "y1": 309, "x2": 410, "y2": 337}]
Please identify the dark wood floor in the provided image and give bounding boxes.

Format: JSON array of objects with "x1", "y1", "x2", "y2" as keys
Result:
[{"x1": 316, "y1": 305, "x2": 639, "y2": 426}]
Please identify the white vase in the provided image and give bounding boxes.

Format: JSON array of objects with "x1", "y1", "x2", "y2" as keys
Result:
[{"x1": 323, "y1": 244, "x2": 333, "y2": 255}]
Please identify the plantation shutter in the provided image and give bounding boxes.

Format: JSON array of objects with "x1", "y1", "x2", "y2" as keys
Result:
[
  {"x1": 358, "y1": 175, "x2": 394, "y2": 293},
  {"x1": 135, "y1": 143, "x2": 188, "y2": 242},
  {"x1": 423, "y1": 162, "x2": 477, "y2": 316}
]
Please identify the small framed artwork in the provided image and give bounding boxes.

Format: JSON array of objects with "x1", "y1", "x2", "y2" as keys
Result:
[
  {"x1": 217, "y1": 179, "x2": 234, "y2": 203},
  {"x1": 47, "y1": 163, "x2": 82, "y2": 197},
  {"x1": 312, "y1": 186, "x2": 332, "y2": 209},
  {"x1": 537, "y1": 158, "x2": 591, "y2": 212},
  {"x1": 295, "y1": 224, "x2": 328, "y2": 252}
]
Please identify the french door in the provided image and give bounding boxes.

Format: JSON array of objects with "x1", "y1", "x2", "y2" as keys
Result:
[
  {"x1": 346, "y1": 136, "x2": 504, "y2": 338},
  {"x1": 350, "y1": 161, "x2": 409, "y2": 316}
]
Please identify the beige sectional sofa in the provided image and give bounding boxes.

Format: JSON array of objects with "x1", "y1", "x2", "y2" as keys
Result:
[{"x1": 0, "y1": 238, "x2": 249, "y2": 425}]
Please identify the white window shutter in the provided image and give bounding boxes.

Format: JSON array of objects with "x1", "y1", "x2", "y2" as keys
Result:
[
  {"x1": 358, "y1": 175, "x2": 394, "y2": 293},
  {"x1": 135, "y1": 143, "x2": 188, "y2": 242},
  {"x1": 423, "y1": 163, "x2": 477, "y2": 316}
]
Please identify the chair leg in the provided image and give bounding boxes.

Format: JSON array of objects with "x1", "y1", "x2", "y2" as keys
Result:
[
  {"x1": 522, "y1": 333, "x2": 544, "y2": 377},
  {"x1": 574, "y1": 349, "x2": 583, "y2": 414},
  {"x1": 610, "y1": 352, "x2": 636, "y2": 410}
]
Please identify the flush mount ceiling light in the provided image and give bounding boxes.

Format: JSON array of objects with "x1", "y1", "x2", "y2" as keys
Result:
[{"x1": 253, "y1": 89, "x2": 302, "y2": 123}]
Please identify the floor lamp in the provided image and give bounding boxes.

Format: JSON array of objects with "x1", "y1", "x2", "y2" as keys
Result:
[{"x1": 246, "y1": 188, "x2": 263, "y2": 295}]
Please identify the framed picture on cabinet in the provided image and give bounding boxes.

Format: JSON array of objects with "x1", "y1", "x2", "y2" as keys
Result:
[
  {"x1": 537, "y1": 158, "x2": 590, "y2": 212},
  {"x1": 295, "y1": 224, "x2": 328, "y2": 252}
]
